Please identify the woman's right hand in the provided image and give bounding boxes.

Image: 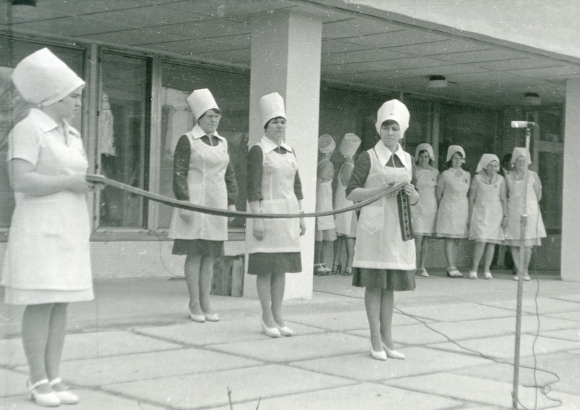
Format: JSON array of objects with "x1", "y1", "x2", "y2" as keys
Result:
[
  {"x1": 253, "y1": 218, "x2": 265, "y2": 241},
  {"x1": 68, "y1": 175, "x2": 92, "y2": 193}
]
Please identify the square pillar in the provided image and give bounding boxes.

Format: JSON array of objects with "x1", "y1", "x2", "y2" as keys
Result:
[
  {"x1": 561, "y1": 78, "x2": 580, "y2": 282},
  {"x1": 244, "y1": 10, "x2": 322, "y2": 299}
]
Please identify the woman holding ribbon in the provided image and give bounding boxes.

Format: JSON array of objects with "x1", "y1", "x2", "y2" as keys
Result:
[
  {"x1": 2, "y1": 48, "x2": 94, "y2": 406},
  {"x1": 246, "y1": 92, "x2": 306, "y2": 338},
  {"x1": 467, "y1": 154, "x2": 507, "y2": 280},
  {"x1": 504, "y1": 148, "x2": 546, "y2": 281},
  {"x1": 435, "y1": 145, "x2": 470, "y2": 278},
  {"x1": 347, "y1": 99, "x2": 418, "y2": 361},
  {"x1": 169, "y1": 88, "x2": 238, "y2": 323},
  {"x1": 411, "y1": 143, "x2": 439, "y2": 277},
  {"x1": 332, "y1": 133, "x2": 361, "y2": 276}
]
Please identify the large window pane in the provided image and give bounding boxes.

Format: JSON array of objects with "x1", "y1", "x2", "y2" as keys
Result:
[
  {"x1": 158, "y1": 62, "x2": 250, "y2": 229},
  {"x1": 0, "y1": 37, "x2": 84, "y2": 228},
  {"x1": 98, "y1": 52, "x2": 150, "y2": 228}
]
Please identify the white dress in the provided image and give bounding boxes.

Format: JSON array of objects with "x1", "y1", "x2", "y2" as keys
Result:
[
  {"x1": 334, "y1": 158, "x2": 358, "y2": 237},
  {"x1": 2, "y1": 109, "x2": 93, "y2": 305},
  {"x1": 435, "y1": 169, "x2": 470, "y2": 239},
  {"x1": 469, "y1": 174, "x2": 505, "y2": 244},
  {"x1": 411, "y1": 167, "x2": 438, "y2": 236}
]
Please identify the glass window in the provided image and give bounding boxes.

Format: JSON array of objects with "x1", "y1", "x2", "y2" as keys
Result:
[
  {"x1": 158, "y1": 62, "x2": 250, "y2": 229},
  {"x1": 403, "y1": 96, "x2": 431, "y2": 156},
  {"x1": 98, "y1": 52, "x2": 151, "y2": 228},
  {"x1": 0, "y1": 37, "x2": 84, "y2": 228}
]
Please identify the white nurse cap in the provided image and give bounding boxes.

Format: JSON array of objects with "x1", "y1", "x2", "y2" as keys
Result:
[
  {"x1": 511, "y1": 147, "x2": 532, "y2": 165},
  {"x1": 339, "y1": 133, "x2": 361, "y2": 157},
  {"x1": 259, "y1": 92, "x2": 286, "y2": 127},
  {"x1": 187, "y1": 88, "x2": 219, "y2": 121},
  {"x1": 318, "y1": 134, "x2": 336, "y2": 154},
  {"x1": 375, "y1": 99, "x2": 410, "y2": 135},
  {"x1": 415, "y1": 143, "x2": 435, "y2": 162},
  {"x1": 12, "y1": 48, "x2": 85, "y2": 107},
  {"x1": 446, "y1": 145, "x2": 466, "y2": 162},
  {"x1": 476, "y1": 153, "x2": 500, "y2": 173}
]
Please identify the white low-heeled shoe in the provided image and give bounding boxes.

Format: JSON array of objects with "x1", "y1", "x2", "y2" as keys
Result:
[
  {"x1": 261, "y1": 318, "x2": 281, "y2": 338},
  {"x1": 49, "y1": 378, "x2": 79, "y2": 405},
  {"x1": 276, "y1": 324, "x2": 294, "y2": 336},
  {"x1": 369, "y1": 341, "x2": 386, "y2": 361},
  {"x1": 484, "y1": 271, "x2": 493, "y2": 280},
  {"x1": 382, "y1": 342, "x2": 405, "y2": 360},
  {"x1": 27, "y1": 379, "x2": 61, "y2": 407},
  {"x1": 188, "y1": 307, "x2": 206, "y2": 323},
  {"x1": 469, "y1": 271, "x2": 478, "y2": 280},
  {"x1": 204, "y1": 312, "x2": 219, "y2": 322}
]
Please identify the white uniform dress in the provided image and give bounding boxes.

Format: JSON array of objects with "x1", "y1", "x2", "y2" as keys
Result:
[
  {"x1": 315, "y1": 158, "x2": 337, "y2": 241},
  {"x1": 435, "y1": 169, "x2": 471, "y2": 238},
  {"x1": 469, "y1": 173, "x2": 505, "y2": 244},
  {"x1": 504, "y1": 171, "x2": 546, "y2": 246},
  {"x1": 351, "y1": 142, "x2": 416, "y2": 291},
  {"x1": 2, "y1": 109, "x2": 93, "y2": 305},
  {"x1": 334, "y1": 158, "x2": 358, "y2": 237},
  {"x1": 411, "y1": 166, "x2": 439, "y2": 236}
]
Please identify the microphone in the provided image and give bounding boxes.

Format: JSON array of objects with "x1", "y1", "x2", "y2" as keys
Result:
[{"x1": 511, "y1": 121, "x2": 537, "y2": 128}]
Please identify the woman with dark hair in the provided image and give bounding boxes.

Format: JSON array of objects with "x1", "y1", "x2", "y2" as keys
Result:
[
  {"x1": 505, "y1": 147, "x2": 546, "y2": 281},
  {"x1": 246, "y1": 92, "x2": 306, "y2": 338},
  {"x1": 347, "y1": 99, "x2": 418, "y2": 361},
  {"x1": 467, "y1": 154, "x2": 507, "y2": 280},
  {"x1": 169, "y1": 88, "x2": 238, "y2": 323},
  {"x1": 411, "y1": 143, "x2": 439, "y2": 277},
  {"x1": 435, "y1": 145, "x2": 470, "y2": 277}
]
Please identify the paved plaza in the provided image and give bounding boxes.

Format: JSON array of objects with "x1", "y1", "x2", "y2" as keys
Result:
[{"x1": 1, "y1": 271, "x2": 579, "y2": 409}]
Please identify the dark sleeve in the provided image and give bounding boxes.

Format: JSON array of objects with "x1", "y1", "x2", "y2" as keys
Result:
[
  {"x1": 225, "y1": 160, "x2": 238, "y2": 206},
  {"x1": 173, "y1": 135, "x2": 190, "y2": 201},
  {"x1": 345, "y1": 151, "x2": 371, "y2": 197},
  {"x1": 246, "y1": 144, "x2": 264, "y2": 202},
  {"x1": 294, "y1": 169, "x2": 304, "y2": 200}
]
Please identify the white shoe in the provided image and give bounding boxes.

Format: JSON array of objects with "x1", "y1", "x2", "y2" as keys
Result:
[
  {"x1": 418, "y1": 268, "x2": 429, "y2": 277},
  {"x1": 382, "y1": 342, "x2": 405, "y2": 360},
  {"x1": 49, "y1": 378, "x2": 79, "y2": 405},
  {"x1": 277, "y1": 325, "x2": 294, "y2": 336},
  {"x1": 469, "y1": 271, "x2": 478, "y2": 280},
  {"x1": 204, "y1": 312, "x2": 219, "y2": 322},
  {"x1": 188, "y1": 307, "x2": 206, "y2": 323},
  {"x1": 261, "y1": 318, "x2": 281, "y2": 338},
  {"x1": 27, "y1": 379, "x2": 61, "y2": 407},
  {"x1": 369, "y1": 341, "x2": 386, "y2": 361},
  {"x1": 484, "y1": 271, "x2": 493, "y2": 280}
]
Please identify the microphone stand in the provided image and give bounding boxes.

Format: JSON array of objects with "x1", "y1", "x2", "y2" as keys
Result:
[{"x1": 512, "y1": 125, "x2": 533, "y2": 409}]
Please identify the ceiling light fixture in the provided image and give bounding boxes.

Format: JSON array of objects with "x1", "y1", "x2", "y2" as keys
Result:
[
  {"x1": 523, "y1": 92, "x2": 541, "y2": 106},
  {"x1": 427, "y1": 75, "x2": 448, "y2": 88}
]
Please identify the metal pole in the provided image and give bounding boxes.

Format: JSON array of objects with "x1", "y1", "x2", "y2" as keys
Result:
[{"x1": 512, "y1": 126, "x2": 532, "y2": 409}]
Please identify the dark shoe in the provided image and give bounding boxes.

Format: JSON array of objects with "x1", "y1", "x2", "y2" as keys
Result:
[
  {"x1": 332, "y1": 263, "x2": 342, "y2": 275},
  {"x1": 343, "y1": 266, "x2": 352, "y2": 276}
]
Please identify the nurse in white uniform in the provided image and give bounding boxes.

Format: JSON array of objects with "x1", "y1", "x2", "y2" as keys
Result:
[
  {"x1": 347, "y1": 100, "x2": 418, "y2": 361},
  {"x1": 412, "y1": 143, "x2": 439, "y2": 277},
  {"x1": 2, "y1": 48, "x2": 93, "y2": 407},
  {"x1": 246, "y1": 92, "x2": 306, "y2": 338},
  {"x1": 169, "y1": 89, "x2": 238, "y2": 323}
]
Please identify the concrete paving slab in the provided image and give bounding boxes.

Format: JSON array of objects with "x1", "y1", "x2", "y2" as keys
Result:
[
  {"x1": 350, "y1": 323, "x2": 453, "y2": 346},
  {"x1": 210, "y1": 332, "x2": 368, "y2": 363},
  {"x1": 0, "y1": 389, "x2": 165, "y2": 409},
  {"x1": 104, "y1": 365, "x2": 353, "y2": 409},
  {"x1": 430, "y1": 334, "x2": 580, "y2": 360},
  {"x1": 0, "y1": 368, "x2": 27, "y2": 398},
  {"x1": 482, "y1": 297, "x2": 580, "y2": 315},
  {"x1": 425, "y1": 321, "x2": 510, "y2": 342},
  {"x1": 450, "y1": 315, "x2": 580, "y2": 335},
  {"x1": 292, "y1": 346, "x2": 490, "y2": 381},
  {"x1": 284, "y1": 310, "x2": 421, "y2": 332},
  {"x1": 540, "y1": 328, "x2": 580, "y2": 342},
  {"x1": 211, "y1": 383, "x2": 462, "y2": 410},
  {"x1": 135, "y1": 316, "x2": 324, "y2": 346},
  {"x1": 555, "y1": 294, "x2": 580, "y2": 304},
  {"x1": 387, "y1": 372, "x2": 580, "y2": 409},
  {"x1": 396, "y1": 303, "x2": 515, "y2": 322},
  {"x1": 546, "y1": 311, "x2": 580, "y2": 322},
  {"x1": 46, "y1": 348, "x2": 261, "y2": 386},
  {"x1": 0, "y1": 330, "x2": 181, "y2": 366}
]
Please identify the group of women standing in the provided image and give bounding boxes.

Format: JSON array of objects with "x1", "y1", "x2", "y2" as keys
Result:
[
  {"x1": 412, "y1": 143, "x2": 546, "y2": 281},
  {"x1": 1, "y1": 48, "x2": 549, "y2": 408}
]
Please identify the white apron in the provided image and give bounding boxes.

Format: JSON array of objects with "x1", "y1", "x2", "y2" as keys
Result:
[
  {"x1": 353, "y1": 147, "x2": 416, "y2": 270},
  {"x1": 435, "y1": 169, "x2": 470, "y2": 238},
  {"x1": 469, "y1": 174, "x2": 505, "y2": 242},
  {"x1": 247, "y1": 141, "x2": 301, "y2": 254},
  {"x1": 316, "y1": 158, "x2": 335, "y2": 230},
  {"x1": 504, "y1": 171, "x2": 546, "y2": 244},
  {"x1": 411, "y1": 167, "x2": 438, "y2": 236},
  {"x1": 2, "y1": 120, "x2": 92, "y2": 292},
  {"x1": 334, "y1": 160, "x2": 357, "y2": 237},
  {"x1": 168, "y1": 131, "x2": 229, "y2": 241}
]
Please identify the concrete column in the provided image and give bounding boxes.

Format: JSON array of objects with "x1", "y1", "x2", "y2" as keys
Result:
[
  {"x1": 244, "y1": 10, "x2": 322, "y2": 299},
  {"x1": 561, "y1": 78, "x2": 580, "y2": 282}
]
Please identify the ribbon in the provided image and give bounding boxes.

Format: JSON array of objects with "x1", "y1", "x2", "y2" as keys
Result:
[{"x1": 86, "y1": 175, "x2": 405, "y2": 219}]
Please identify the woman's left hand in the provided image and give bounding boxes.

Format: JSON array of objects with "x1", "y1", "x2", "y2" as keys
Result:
[
  {"x1": 403, "y1": 183, "x2": 419, "y2": 203},
  {"x1": 501, "y1": 215, "x2": 508, "y2": 229},
  {"x1": 227, "y1": 205, "x2": 236, "y2": 223},
  {"x1": 299, "y1": 217, "x2": 306, "y2": 236}
]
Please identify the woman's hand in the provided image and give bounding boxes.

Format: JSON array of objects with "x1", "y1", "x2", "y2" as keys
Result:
[
  {"x1": 67, "y1": 175, "x2": 92, "y2": 193},
  {"x1": 227, "y1": 205, "x2": 236, "y2": 223},
  {"x1": 501, "y1": 215, "x2": 508, "y2": 229},
  {"x1": 253, "y1": 218, "x2": 265, "y2": 241},
  {"x1": 299, "y1": 217, "x2": 306, "y2": 236},
  {"x1": 403, "y1": 183, "x2": 419, "y2": 204},
  {"x1": 179, "y1": 209, "x2": 192, "y2": 222}
]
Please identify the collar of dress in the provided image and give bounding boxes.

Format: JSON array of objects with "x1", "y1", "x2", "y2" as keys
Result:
[
  {"x1": 28, "y1": 108, "x2": 80, "y2": 138},
  {"x1": 260, "y1": 135, "x2": 293, "y2": 153},
  {"x1": 190, "y1": 123, "x2": 225, "y2": 141},
  {"x1": 373, "y1": 141, "x2": 410, "y2": 169}
]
